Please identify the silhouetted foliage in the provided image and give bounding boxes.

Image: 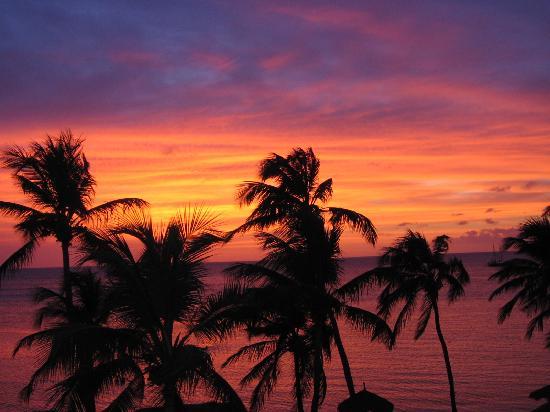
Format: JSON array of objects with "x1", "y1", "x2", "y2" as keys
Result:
[
  {"x1": 7, "y1": 143, "x2": 546, "y2": 411},
  {"x1": 489, "y1": 216, "x2": 550, "y2": 349},
  {"x1": 0, "y1": 130, "x2": 147, "y2": 302},
  {"x1": 14, "y1": 270, "x2": 144, "y2": 411},
  {"x1": 79, "y1": 208, "x2": 246, "y2": 411},
  {"x1": 203, "y1": 148, "x2": 390, "y2": 412},
  {"x1": 232, "y1": 147, "x2": 376, "y2": 245},
  {"x1": 359, "y1": 231, "x2": 469, "y2": 412}
]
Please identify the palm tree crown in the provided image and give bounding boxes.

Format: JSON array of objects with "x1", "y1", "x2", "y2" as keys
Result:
[
  {"x1": 14, "y1": 270, "x2": 144, "y2": 412},
  {"x1": 234, "y1": 147, "x2": 376, "y2": 244},
  {"x1": 0, "y1": 130, "x2": 147, "y2": 300},
  {"x1": 489, "y1": 216, "x2": 550, "y2": 348},
  {"x1": 79, "y1": 208, "x2": 246, "y2": 411}
]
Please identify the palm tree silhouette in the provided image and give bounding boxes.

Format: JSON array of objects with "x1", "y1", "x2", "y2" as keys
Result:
[
  {"x1": 0, "y1": 130, "x2": 147, "y2": 302},
  {"x1": 79, "y1": 208, "x2": 246, "y2": 411},
  {"x1": 14, "y1": 270, "x2": 144, "y2": 411},
  {"x1": 233, "y1": 147, "x2": 376, "y2": 242},
  {"x1": 543, "y1": 205, "x2": 550, "y2": 217},
  {"x1": 363, "y1": 231, "x2": 470, "y2": 412},
  {"x1": 230, "y1": 148, "x2": 381, "y2": 409},
  {"x1": 199, "y1": 227, "x2": 391, "y2": 412},
  {"x1": 199, "y1": 280, "x2": 315, "y2": 412},
  {"x1": 489, "y1": 215, "x2": 550, "y2": 349}
]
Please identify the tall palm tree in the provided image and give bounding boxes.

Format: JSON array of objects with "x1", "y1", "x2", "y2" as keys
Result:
[
  {"x1": 79, "y1": 208, "x2": 246, "y2": 412},
  {"x1": 14, "y1": 270, "x2": 144, "y2": 412},
  {"x1": 231, "y1": 148, "x2": 381, "y2": 408},
  {"x1": 543, "y1": 206, "x2": 550, "y2": 217},
  {"x1": 198, "y1": 227, "x2": 391, "y2": 412},
  {"x1": 0, "y1": 130, "x2": 147, "y2": 302},
  {"x1": 489, "y1": 216, "x2": 550, "y2": 348},
  {"x1": 363, "y1": 231, "x2": 470, "y2": 412}
]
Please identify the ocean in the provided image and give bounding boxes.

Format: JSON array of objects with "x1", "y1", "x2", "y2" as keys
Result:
[{"x1": 0, "y1": 253, "x2": 548, "y2": 411}]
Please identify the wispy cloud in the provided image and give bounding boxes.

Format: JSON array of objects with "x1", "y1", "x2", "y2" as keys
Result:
[{"x1": 0, "y1": 0, "x2": 548, "y2": 262}]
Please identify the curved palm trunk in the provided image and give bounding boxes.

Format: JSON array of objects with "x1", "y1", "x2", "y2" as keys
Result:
[
  {"x1": 433, "y1": 303, "x2": 458, "y2": 412},
  {"x1": 329, "y1": 312, "x2": 355, "y2": 397},
  {"x1": 61, "y1": 240, "x2": 72, "y2": 304},
  {"x1": 293, "y1": 349, "x2": 305, "y2": 412}
]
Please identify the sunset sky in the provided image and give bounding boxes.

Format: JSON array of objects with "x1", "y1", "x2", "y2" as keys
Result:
[{"x1": 0, "y1": 1, "x2": 549, "y2": 265}]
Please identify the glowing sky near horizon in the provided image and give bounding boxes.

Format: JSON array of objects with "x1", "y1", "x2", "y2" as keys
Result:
[{"x1": 0, "y1": 1, "x2": 549, "y2": 266}]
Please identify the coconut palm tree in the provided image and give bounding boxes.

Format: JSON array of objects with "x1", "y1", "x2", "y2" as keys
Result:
[
  {"x1": 233, "y1": 147, "x2": 376, "y2": 243},
  {"x1": 14, "y1": 270, "x2": 144, "y2": 412},
  {"x1": 543, "y1": 206, "x2": 550, "y2": 217},
  {"x1": 196, "y1": 270, "x2": 315, "y2": 412},
  {"x1": 198, "y1": 227, "x2": 391, "y2": 412},
  {"x1": 79, "y1": 208, "x2": 246, "y2": 412},
  {"x1": 489, "y1": 216, "x2": 550, "y2": 348},
  {"x1": 363, "y1": 231, "x2": 470, "y2": 412},
  {"x1": 0, "y1": 130, "x2": 147, "y2": 302},
  {"x1": 231, "y1": 148, "x2": 381, "y2": 408}
]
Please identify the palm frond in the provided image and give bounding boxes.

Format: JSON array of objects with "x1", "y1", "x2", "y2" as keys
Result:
[
  {"x1": 192, "y1": 282, "x2": 250, "y2": 341},
  {"x1": 343, "y1": 305, "x2": 392, "y2": 345},
  {"x1": 335, "y1": 267, "x2": 392, "y2": 302},
  {"x1": 312, "y1": 178, "x2": 333, "y2": 204},
  {"x1": 0, "y1": 201, "x2": 40, "y2": 218},
  {"x1": 222, "y1": 340, "x2": 278, "y2": 368},
  {"x1": 328, "y1": 207, "x2": 377, "y2": 245},
  {"x1": 84, "y1": 198, "x2": 148, "y2": 223},
  {"x1": 196, "y1": 366, "x2": 247, "y2": 412},
  {"x1": 525, "y1": 308, "x2": 550, "y2": 339},
  {"x1": 0, "y1": 238, "x2": 39, "y2": 282},
  {"x1": 104, "y1": 372, "x2": 145, "y2": 412},
  {"x1": 414, "y1": 298, "x2": 433, "y2": 339}
]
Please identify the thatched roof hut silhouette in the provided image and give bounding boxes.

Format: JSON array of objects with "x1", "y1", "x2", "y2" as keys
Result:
[{"x1": 337, "y1": 384, "x2": 394, "y2": 412}]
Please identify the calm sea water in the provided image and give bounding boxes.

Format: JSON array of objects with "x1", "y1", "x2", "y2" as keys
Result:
[{"x1": 0, "y1": 253, "x2": 548, "y2": 411}]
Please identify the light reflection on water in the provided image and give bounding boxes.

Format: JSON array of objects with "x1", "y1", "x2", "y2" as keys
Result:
[{"x1": 0, "y1": 253, "x2": 548, "y2": 411}]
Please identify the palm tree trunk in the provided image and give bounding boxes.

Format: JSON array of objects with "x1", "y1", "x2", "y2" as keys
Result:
[
  {"x1": 61, "y1": 240, "x2": 72, "y2": 304},
  {"x1": 310, "y1": 350, "x2": 322, "y2": 412},
  {"x1": 163, "y1": 382, "x2": 181, "y2": 412},
  {"x1": 293, "y1": 349, "x2": 305, "y2": 412},
  {"x1": 329, "y1": 312, "x2": 355, "y2": 396},
  {"x1": 80, "y1": 378, "x2": 97, "y2": 412},
  {"x1": 79, "y1": 352, "x2": 96, "y2": 412},
  {"x1": 433, "y1": 303, "x2": 458, "y2": 412},
  {"x1": 310, "y1": 325, "x2": 323, "y2": 412}
]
